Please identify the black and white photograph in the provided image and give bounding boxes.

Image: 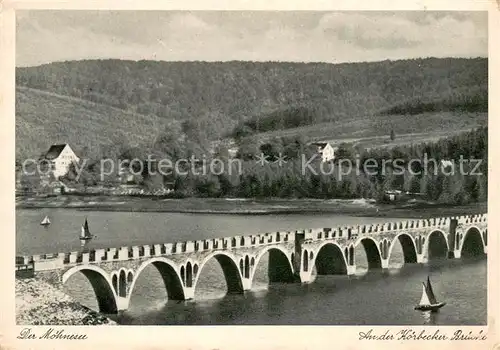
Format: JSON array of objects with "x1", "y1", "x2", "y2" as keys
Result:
[{"x1": 11, "y1": 8, "x2": 490, "y2": 332}]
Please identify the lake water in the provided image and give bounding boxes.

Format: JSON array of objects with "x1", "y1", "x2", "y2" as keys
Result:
[
  {"x1": 16, "y1": 209, "x2": 404, "y2": 255},
  {"x1": 16, "y1": 209, "x2": 487, "y2": 325}
]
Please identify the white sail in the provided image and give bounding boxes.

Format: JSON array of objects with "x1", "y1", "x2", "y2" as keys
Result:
[
  {"x1": 80, "y1": 218, "x2": 92, "y2": 240},
  {"x1": 419, "y1": 283, "x2": 430, "y2": 306},
  {"x1": 41, "y1": 216, "x2": 50, "y2": 225},
  {"x1": 426, "y1": 277, "x2": 438, "y2": 305}
]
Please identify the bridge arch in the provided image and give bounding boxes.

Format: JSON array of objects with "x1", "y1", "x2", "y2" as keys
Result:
[
  {"x1": 303, "y1": 250, "x2": 309, "y2": 272},
  {"x1": 312, "y1": 241, "x2": 348, "y2": 275},
  {"x1": 193, "y1": 251, "x2": 244, "y2": 295},
  {"x1": 250, "y1": 245, "x2": 294, "y2": 285},
  {"x1": 118, "y1": 268, "x2": 127, "y2": 297},
  {"x1": 62, "y1": 265, "x2": 118, "y2": 314},
  {"x1": 180, "y1": 265, "x2": 185, "y2": 284},
  {"x1": 424, "y1": 229, "x2": 449, "y2": 259},
  {"x1": 111, "y1": 273, "x2": 118, "y2": 294},
  {"x1": 348, "y1": 245, "x2": 354, "y2": 266},
  {"x1": 127, "y1": 257, "x2": 186, "y2": 304},
  {"x1": 127, "y1": 270, "x2": 134, "y2": 283},
  {"x1": 186, "y1": 261, "x2": 193, "y2": 287},
  {"x1": 244, "y1": 255, "x2": 250, "y2": 279},
  {"x1": 387, "y1": 233, "x2": 418, "y2": 264},
  {"x1": 460, "y1": 226, "x2": 486, "y2": 257},
  {"x1": 354, "y1": 236, "x2": 382, "y2": 269}
]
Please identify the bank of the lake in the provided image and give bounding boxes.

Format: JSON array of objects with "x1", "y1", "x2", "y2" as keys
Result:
[
  {"x1": 16, "y1": 195, "x2": 486, "y2": 219},
  {"x1": 16, "y1": 278, "x2": 116, "y2": 325}
]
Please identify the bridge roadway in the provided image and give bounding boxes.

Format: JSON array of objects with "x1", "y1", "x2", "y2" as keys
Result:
[{"x1": 16, "y1": 213, "x2": 487, "y2": 314}]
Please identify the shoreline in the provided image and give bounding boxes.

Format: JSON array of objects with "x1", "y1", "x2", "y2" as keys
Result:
[
  {"x1": 16, "y1": 277, "x2": 116, "y2": 326},
  {"x1": 16, "y1": 195, "x2": 487, "y2": 219}
]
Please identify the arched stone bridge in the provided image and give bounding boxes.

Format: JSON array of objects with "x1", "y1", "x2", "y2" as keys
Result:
[{"x1": 16, "y1": 214, "x2": 487, "y2": 314}]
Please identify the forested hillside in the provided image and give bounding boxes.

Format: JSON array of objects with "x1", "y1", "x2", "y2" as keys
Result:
[
  {"x1": 15, "y1": 86, "x2": 169, "y2": 159},
  {"x1": 51, "y1": 126, "x2": 485, "y2": 205},
  {"x1": 16, "y1": 57, "x2": 487, "y2": 159},
  {"x1": 16, "y1": 57, "x2": 488, "y2": 204}
]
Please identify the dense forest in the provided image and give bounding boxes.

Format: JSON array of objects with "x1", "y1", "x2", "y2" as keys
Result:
[{"x1": 16, "y1": 57, "x2": 487, "y2": 159}]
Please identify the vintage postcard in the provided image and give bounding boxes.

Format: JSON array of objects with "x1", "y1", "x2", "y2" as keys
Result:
[{"x1": 0, "y1": 0, "x2": 498, "y2": 349}]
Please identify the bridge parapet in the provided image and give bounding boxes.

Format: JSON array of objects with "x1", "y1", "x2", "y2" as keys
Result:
[
  {"x1": 456, "y1": 213, "x2": 487, "y2": 224},
  {"x1": 305, "y1": 216, "x2": 462, "y2": 244},
  {"x1": 16, "y1": 229, "x2": 299, "y2": 270}
]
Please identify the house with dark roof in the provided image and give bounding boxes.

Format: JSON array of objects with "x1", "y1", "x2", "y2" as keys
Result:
[
  {"x1": 310, "y1": 142, "x2": 337, "y2": 163},
  {"x1": 41, "y1": 144, "x2": 80, "y2": 178}
]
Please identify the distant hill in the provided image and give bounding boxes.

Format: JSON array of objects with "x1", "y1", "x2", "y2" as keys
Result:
[{"x1": 15, "y1": 57, "x2": 487, "y2": 159}]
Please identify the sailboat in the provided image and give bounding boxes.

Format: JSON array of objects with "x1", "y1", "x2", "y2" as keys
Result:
[
  {"x1": 79, "y1": 218, "x2": 94, "y2": 244},
  {"x1": 414, "y1": 276, "x2": 446, "y2": 312},
  {"x1": 40, "y1": 216, "x2": 51, "y2": 227}
]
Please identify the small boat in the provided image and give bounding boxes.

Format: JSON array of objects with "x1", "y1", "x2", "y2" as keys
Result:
[
  {"x1": 79, "y1": 218, "x2": 94, "y2": 243},
  {"x1": 414, "y1": 276, "x2": 446, "y2": 312},
  {"x1": 40, "y1": 216, "x2": 51, "y2": 226}
]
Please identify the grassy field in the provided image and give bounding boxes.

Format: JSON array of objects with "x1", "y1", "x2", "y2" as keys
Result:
[
  {"x1": 15, "y1": 86, "x2": 167, "y2": 158},
  {"x1": 323, "y1": 129, "x2": 478, "y2": 151},
  {"x1": 256, "y1": 111, "x2": 487, "y2": 148}
]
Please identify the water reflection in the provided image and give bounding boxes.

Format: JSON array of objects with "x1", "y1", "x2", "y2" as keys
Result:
[
  {"x1": 17, "y1": 209, "x2": 403, "y2": 255},
  {"x1": 421, "y1": 310, "x2": 439, "y2": 325},
  {"x1": 110, "y1": 256, "x2": 486, "y2": 325}
]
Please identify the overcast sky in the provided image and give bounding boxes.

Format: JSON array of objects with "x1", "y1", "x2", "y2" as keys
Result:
[{"x1": 16, "y1": 11, "x2": 487, "y2": 67}]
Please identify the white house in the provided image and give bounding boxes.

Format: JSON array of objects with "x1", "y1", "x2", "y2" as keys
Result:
[
  {"x1": 42, "y1": 144, "x2": 80, "y2": 178},
  {"x1": 311, "y1": 142, "x2": 337, "y2": 162},
  {"x1": 440, "y1": 159, "x2": 454, "y2": 169}
]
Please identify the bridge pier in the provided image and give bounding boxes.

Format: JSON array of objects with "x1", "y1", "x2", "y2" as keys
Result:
[
  {"x1": 450, "y1": 249, "x2": 461, "y2": 259},
  {"x1": 381, "y1": 259, "x2": 389, "y2": 269},
  {"x1": 184, "y1": 287, "x2": 195, "y2": 300},
  {"x1": 416, "y1": 253, "x2": 427, "y2": 264},
  {"x1": 242, "y1": 277, "x2": 252, "y2": 291},
  {"x1": 346, "y1": 265, "x2": 356, "y2": 276},
  {"x1": 299, "y1": 270, "x2": 313, "y2": 284},
  {"x1": 116, "y1": 296, "x2": 129, "y2": 311}
]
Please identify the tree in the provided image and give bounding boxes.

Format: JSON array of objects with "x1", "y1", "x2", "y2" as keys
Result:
[
  {"x1": 152, "y1": 124, "x2": 185, "y2": 160},
  {"x1": 259, "y1": 138, "x2": 283, "y2": 161},
  {"x1": 390, "y1": 129, "x2": 396, "y2": 141},
  {"x1": 309, "y1": 174, "x2": 321, "y2": 197},
  {"x1": 233, "y1": 125, "x2": 254, "y2": 141},
  {"x1": 214, "y1": 145, "x2": 230, "y2": 161},
  {"x1": 282, "y1": 135, "x2": 307, "y2": 160},
  {"x1": 142, "y1": 172, "x2": 164, "y2": 192},
  {"x1": 195, "y1": 177, "x2": 221, "y2": 197},
  {"x1": 236, "y1": 136, "x2": 259, "y2": 161},
  {"x1": 218, "y1": 174, "x2": 234, "y2": 197},
  {"x1": 335, "y1": 143, "x2": 355, "y2": 162},
  {"x1": 20, "y1": 172, "x2": 41, "y2": 193}
]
